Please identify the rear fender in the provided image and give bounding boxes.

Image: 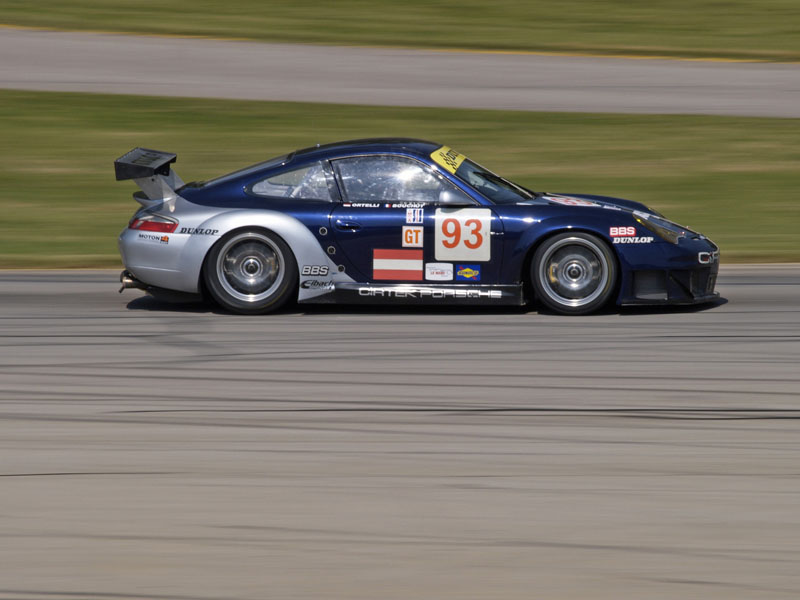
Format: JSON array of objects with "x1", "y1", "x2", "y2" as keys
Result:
[{"x1": 176, "y1": 209, "x2": 353, "y2": 299}]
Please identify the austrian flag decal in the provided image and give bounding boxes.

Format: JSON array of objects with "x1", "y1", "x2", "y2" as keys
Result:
[{"x1": 373, "y1": 249, "x2": 423, "y2": 281}]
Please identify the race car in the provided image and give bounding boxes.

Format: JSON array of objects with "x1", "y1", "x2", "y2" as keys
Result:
[{"x1": 115, "y1": 138, "x2": 719, "y2": 315}]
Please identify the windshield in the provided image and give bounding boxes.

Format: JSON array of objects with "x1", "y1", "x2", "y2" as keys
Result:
[
  {"x1": 429, "y1": 146, "x2": 534, "y2": 204},
  {"x1": 454, "y1": 159, "x2": 535, "y2": 204}
]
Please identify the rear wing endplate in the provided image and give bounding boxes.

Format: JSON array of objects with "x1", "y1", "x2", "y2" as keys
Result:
[{"x1": 114, "y1": 147, "x2": 184, "y2": 205}]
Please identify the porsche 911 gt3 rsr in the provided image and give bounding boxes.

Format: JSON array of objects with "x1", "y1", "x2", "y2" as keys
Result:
[{"x1": 115, "y1": 139, "x2": 719, "y2": 315}]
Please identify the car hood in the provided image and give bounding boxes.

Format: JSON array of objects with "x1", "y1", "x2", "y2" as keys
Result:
[{"x1": 518, "y1": 192, "x2": 660, "y2": 216}]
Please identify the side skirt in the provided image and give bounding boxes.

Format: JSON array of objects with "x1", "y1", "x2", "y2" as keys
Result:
[{"x1": 300, "y1": 282, "x2": 525, "y2": 306}]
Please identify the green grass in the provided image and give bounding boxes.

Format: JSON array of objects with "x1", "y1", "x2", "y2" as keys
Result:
[
  {"x1": 0, "y1": 89, "x2": 798, "y2": 267},
  {"x1": 2, "y1": 0, "x2": 800, "y2": 61}
]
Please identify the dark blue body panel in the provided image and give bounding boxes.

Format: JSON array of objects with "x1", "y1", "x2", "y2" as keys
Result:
[{"x1": 178, "y1": 138, "x2": 719, "y2": 306}]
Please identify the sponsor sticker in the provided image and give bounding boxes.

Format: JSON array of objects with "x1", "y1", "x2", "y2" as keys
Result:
[
  {"x1": 402, "y1": 226, "x2": 423, "y2": 248},
  {"x1": 300, "y1": 280, "x2": 334, "y2": 290},
  {"x1": 430, "y1": 146, "x2": 466, "y2": 174},
  {"x1": 610, "y1": 226, "x2": 636, "y2": 237},
  {"x1": 178, "y1": 227, "x2": 219, "y2": 235},
  {"x1": 613, "y1": 236, "x2": 654, "y2": 244},
  {"x1": 456, "y1": 264, "x2": 481, "y2": 281},
  {"x1": 406, "y1": 208, "x2": 424, "y2": 224},
  {"x1": 342, "y1": 202, "x2": 380, "y2": 208},
  {"x1": 358, "y1": 287, "x2": 501, "y2": 299},
  {"x1": 373, "y1": 249, "x2": 423, "y2": 281},
  {"x1": 543, "y1": 195, "x2": 599, "y2": 207},
  {"x1": 425, "y1": 263, "x2": 453, "y2": 281},
  {"x1": 130, "y1": 150, "x2": 166, "y2": 166},
  {"x1": 301, "y1": 265, "x2": 329, "y2": 276},
  {"x1": 698, "y1": 251, "x2": 720, "y2": 264},
  {"x1": 137, "y1": 233, "x2": 169, "y2": 244},
  {"x1": 434, "y1": 208, "x2": 491, "y2": 262}
]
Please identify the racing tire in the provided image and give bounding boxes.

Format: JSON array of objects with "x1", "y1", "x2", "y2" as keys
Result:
[
  {"x1": 203, "y1": 229, "x2": 297, "y2": 314},
  {"x1": 531, "y1": 232, "x2": 617, "y2": 315}
]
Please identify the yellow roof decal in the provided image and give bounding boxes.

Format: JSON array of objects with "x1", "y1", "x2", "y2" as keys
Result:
[{"x1": 431, "y1": 146, "x2": 466, "y2": 175}]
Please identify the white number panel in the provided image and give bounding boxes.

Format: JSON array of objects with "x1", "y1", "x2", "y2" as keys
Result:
[{"x1": 434, "y1": 208, "x2": 492, "y2": 262}]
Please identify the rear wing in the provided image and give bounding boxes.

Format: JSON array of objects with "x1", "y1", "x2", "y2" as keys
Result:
[{"x1": 114, "y1": 147, "x2": 185, "y2": 206}]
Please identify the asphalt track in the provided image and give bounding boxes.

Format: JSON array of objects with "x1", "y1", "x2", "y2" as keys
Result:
[
  {"x1": 1, "y1": 265, "x2": 799, "y2": 599},
  {"x1": 2, "y1": 28, "x2": 800, "y2": 117}
]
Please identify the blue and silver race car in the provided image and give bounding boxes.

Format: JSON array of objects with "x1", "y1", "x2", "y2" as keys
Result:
[{"x1": 115, "y1": 138, "x2": 719, "y2": 315}]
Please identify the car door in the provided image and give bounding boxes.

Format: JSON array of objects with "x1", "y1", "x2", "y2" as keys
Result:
[{"x1": 329, "y1": 154, "x2": 504, "y2": 284}]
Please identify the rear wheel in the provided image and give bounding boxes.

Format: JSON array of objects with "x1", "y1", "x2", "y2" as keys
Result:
[
  {"x1": 531, "y1": 232, "x2": 617, "y2": 315},
  {"x1": 203, "y1": 229, "x2": 297, "y2": 314}
]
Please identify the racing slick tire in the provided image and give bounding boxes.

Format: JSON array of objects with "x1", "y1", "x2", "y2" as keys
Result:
[
  {"x1": 531, "y1": 232, "x2": 617, "y2": 315},
  {"x1": 203, "y1": 229, "x2": 298, "y2": 314}
]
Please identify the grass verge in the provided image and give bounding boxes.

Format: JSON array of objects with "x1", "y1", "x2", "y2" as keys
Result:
[
  {"x1": 2, "y1": 0, "x2": 800, "y2": 61},
  {"x1": 0, "y1": 89, "x2": 797, "y2": 267}
]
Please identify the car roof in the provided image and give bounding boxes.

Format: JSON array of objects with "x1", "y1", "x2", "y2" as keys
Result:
[
  {"x1": 189, "y1": 138, "x2": 445, "y2": 193},
  {"x1": 293, "y1": 138, "x2": 441, "y2": 161}
]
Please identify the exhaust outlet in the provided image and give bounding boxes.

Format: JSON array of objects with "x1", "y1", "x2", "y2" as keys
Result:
[{"x1": 119, "y1": 270, "x2": 146, "y2": 293}]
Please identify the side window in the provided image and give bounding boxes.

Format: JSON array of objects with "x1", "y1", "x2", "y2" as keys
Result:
[
  {"x1": 332, "y1": 155, "x2": 462, "y2": 204},
  {"x1": 251, "y1": 161, "x2": 333, "y2": 201}
]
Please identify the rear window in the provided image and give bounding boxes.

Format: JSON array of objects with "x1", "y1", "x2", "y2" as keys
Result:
[
  {"x1": 201, "y1": 153, "x2": 290, "y2": 187},
  {"x1": 251, "y1": 161, "x2": 334, "y2": 201}
]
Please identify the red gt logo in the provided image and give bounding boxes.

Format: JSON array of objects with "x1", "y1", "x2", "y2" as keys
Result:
[{"x1": 610, "y1": 226, "x2": 636, "y2": 237}]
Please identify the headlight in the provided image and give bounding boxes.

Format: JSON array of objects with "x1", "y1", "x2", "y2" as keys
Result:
[{"x1": 633, "y1": 211, "x2": 686, "y2": 244}]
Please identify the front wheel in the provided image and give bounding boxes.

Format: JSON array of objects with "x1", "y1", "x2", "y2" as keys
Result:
[
  {"x1": 531, "y1": 232, "x2": 617, "y2": 315},
  {"x1": 203, "y1": 229, "x2": 297, "y2": 314}
]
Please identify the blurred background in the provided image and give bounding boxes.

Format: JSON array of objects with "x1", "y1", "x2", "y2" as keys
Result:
[
  {"x1": 0, "y1": 0, "x2": 798, "y2": 267},
  {"x1": 2, "y1": 5, "x2": 800, "y2": 600}
]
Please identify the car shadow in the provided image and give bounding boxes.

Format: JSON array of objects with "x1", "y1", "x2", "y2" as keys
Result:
[
  {"x1": 619, "y1": 296, "x2": 728, "y2": 316},
  {"x1": 125, "y1": 294, "x2": 531, "y2": 316},
  {"x1": 125, "y1": 292, "x2": 729, "y2": 317},
  {"x1": 125, "y1": 294, "x2": 218, "y2": 314}
]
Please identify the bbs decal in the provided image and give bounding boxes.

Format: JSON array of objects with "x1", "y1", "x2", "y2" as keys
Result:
[{"x1": 301, "y1": 265, "x2": 329, "y2": 276}]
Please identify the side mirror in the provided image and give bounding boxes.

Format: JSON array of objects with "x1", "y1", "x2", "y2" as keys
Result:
[{"x1": 438, "y1": 188, "x2": 474, "y2": 207}]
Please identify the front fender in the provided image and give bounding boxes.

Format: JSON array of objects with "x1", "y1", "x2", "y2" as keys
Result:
[
  {"x1": 506, "y1": 214, "x2": 626, "y2": 278},
  {"x1": 506, "y1": 210, "x2": 671, "y2": 289}
]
